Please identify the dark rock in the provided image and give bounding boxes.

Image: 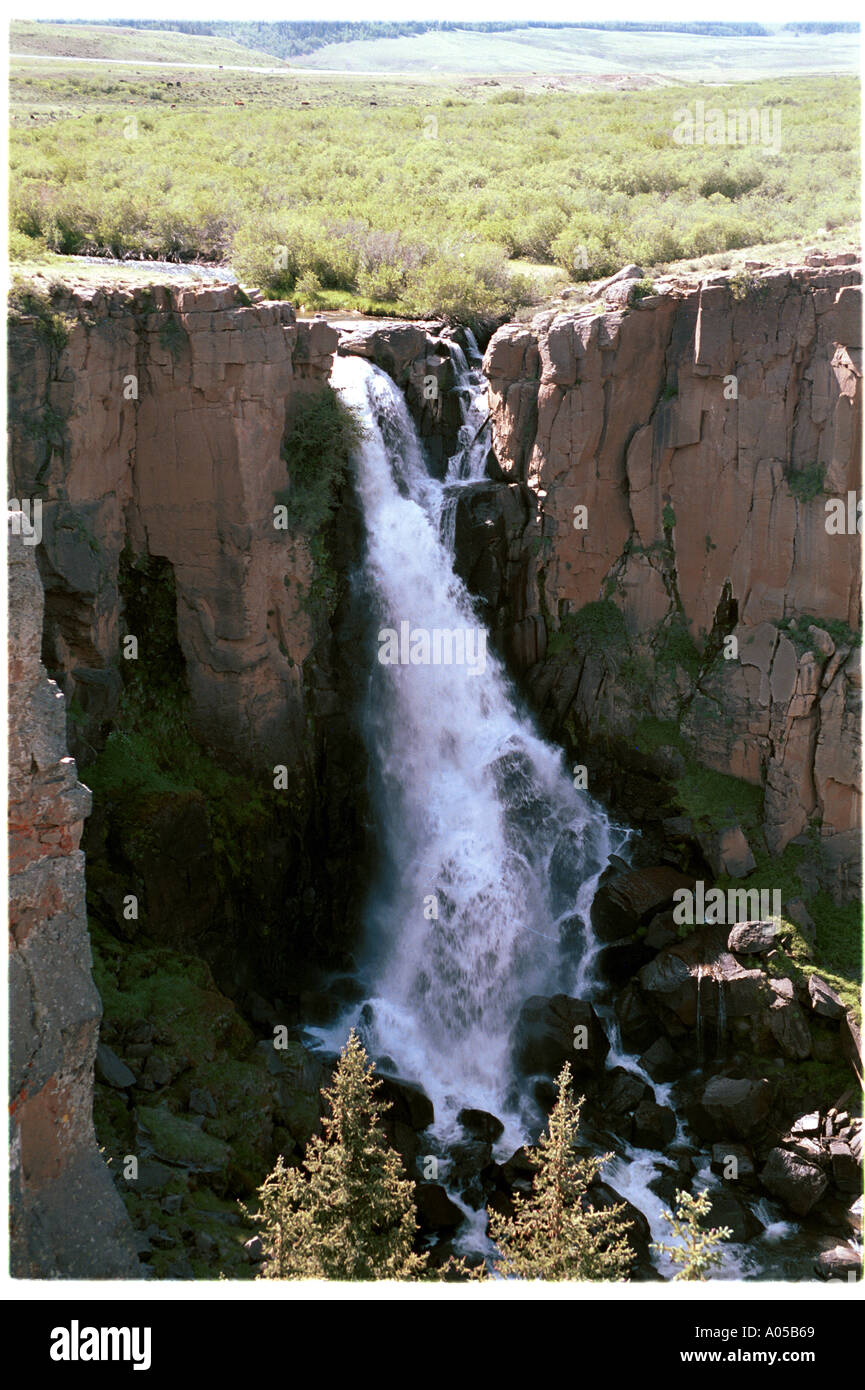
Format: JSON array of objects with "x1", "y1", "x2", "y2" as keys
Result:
[
  {"x1": 603, "y1": 1067, "x2": 651, "y2": 1117},
  {"x1": 645, "y1": 911, "x2": 678, "y2": 951},
  {"x1": 596, "y1": 940, "x2": 656, "y2": 984},
  {"x1": 638, "y1": 925, "x2": 764, "y2": 1027},
  {"x1": 376, "y1": 1074, "x2": 435, "y2": 1131},
  {"x1": 591, "y1": 866, "x2": 695, "y2": 943},
  {"x1": 95, "y1": 1043, "x2": 136, "y2": 1091},
  {"x1": 500, "y1": 1147, "x2": 534, "y2": 1191},
  {"x1": 511, "y1": 994, "x2": 608, "y2": 1078},
  {"x1": 633, "y1": 1100, "x2": 676, "y2": 1149},
  {"x1": 700, "y1": 1075, "x2": 772, "y2": 1138},
  {"x1": 829, "y1": 1139, "x2": 860, "y2": 1192},
  {"x1": 414, "y1": 1183, "x2": 464, "y2": 1233},
  {"x1": 815, "y1": 1243, "x2": 861, "y2": 1280},
  {"x1": 457, "y1": 1108, "x2": 504, "y2": 1143},
  {"x1": 243, "y1": 1236, "x2": 264, "y2": 1262},
  {"x1": 189, "y1": 1087, "x2": 217, "y2": 1118},
  {"x1": 702, "y1": 1188, "x2": 761, "y2": 1243},
  {"x1": 639, "y1": 1037, "x2": 682, "y2": 1083},
  {"x1": 727, "y1": 921, "x2": 779, "y2": 955},
  {"x1": 760, "y1": 1147, "x2": 828, "y2": 1216},
  {"x1": 194, "y1": 1230, "x2": 217, "y2": 1258},
  {"x1": 614, "y1": 981, "x2": 660, "y2": 1053},
  {"x1": 710, "y1": 1143, "x2": 755, "y2": 1181}
]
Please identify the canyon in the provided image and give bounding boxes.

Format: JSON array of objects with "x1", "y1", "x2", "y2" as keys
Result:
[{"x1": 7, "y1": 250, "x2": 862, "y2": 1278}]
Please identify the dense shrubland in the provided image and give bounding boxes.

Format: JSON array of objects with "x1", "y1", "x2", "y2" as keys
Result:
[{"x1": 9, "y1": 75, "x2": 858, "y2": 322}]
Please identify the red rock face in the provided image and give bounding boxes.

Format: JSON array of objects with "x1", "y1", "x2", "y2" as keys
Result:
[
  {"x1": 8, "y1": 521, "x2": 139, "y2": 1276},
  {"x1": 483, "y1": 261, "x2": 862, "y2": 900},
  {"x1": 8, "y1": 284, "x2": 339, "y2": 766}
]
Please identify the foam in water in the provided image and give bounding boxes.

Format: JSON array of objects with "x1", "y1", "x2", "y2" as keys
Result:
[{"x1": 327, "y1": 353, "x2": 625, "y2": 1145}]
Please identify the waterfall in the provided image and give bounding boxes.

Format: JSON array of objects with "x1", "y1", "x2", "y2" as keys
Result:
[
  {"x1": 436, "y1": 332, "x2": 492, "y2": 551},
  {"x1": 327, "y1": 352, "x2": 625, "y2": 1145}
]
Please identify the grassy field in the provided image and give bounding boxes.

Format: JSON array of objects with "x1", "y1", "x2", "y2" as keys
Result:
[
  {"x1": 8, "y1": 56, "x2": 860, "y2": 325},
  {"x1": 10, "y1": 21, "x2": 286, "y2": 68}
]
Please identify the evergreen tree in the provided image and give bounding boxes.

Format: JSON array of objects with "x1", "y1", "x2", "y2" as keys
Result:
[
  {"x1": 253, "y1": 1031, "x2": 427, "y2": 1280},
  {"x1": 652, "y1": 1188, "x2": 733, "y2": 1280},
  {"x1": 482, "y1": 1063, "x2": 634, "y2": 1280}
]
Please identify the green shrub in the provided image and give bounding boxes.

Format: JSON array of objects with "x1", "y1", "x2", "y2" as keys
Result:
[{"x1": 786, "y1": 463, "x2": 826, "y2": 501}]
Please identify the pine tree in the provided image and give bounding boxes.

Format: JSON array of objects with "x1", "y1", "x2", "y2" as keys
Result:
[
  {"x1": 253, "y1": 1031, "x2": 428, "y2": 1280},
  {"x1": 652, "y1": 1188, "x2": 733, "y2": 1280},
  {"x1": 482, "y1": 1063, "x2": 634, "y2": 1280}
]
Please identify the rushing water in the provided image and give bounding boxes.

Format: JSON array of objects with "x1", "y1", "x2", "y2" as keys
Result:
[
  {"x1": 320, "y1": 346, "x2": 812, "y2": 1280},
  {"x1": 326, "y1": 351, "x2": 626, "y2": 1151}
]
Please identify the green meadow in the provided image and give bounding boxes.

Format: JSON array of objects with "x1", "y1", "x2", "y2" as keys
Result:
[{"x1": 9, "y1": 62, "x2": 859, "y2": 324}]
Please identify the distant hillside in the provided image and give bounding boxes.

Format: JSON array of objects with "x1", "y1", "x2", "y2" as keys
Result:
[
  {"x1": 16, "y1": 20, "x2": 859, "y2": 77},
  {"x1": 9, "y1": 21, "x2": 287, "y2": 67},
  {"x1": 30, "y1": 21, "x2": 780, "y2": 63}
]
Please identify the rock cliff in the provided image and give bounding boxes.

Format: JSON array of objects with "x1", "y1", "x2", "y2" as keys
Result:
[
  {"x1": 8, "y1": 282, "x2": 338, "y2": 766},
  {"x1": 478, "y1": 256, "x2": 862, "y2": 899},
  {"x1": 8, "y1": 518, "x2": 139, "y2": 1277}
]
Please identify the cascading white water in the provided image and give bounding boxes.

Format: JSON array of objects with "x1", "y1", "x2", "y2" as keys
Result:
[
  {"x1": 321, "y1": 349, "x2": 803, "y2": 1281},
  {"x1": 436, "y1": 331, "x2": 491, "y2": 550},
  {"x1": 328, "y1": 353, "x2": 625, "y2": 1148}
]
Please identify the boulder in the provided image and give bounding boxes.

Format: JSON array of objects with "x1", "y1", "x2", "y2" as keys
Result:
[
  {"x1": 760, "y1": 1147, "x2": 828, "y2": 1216},
  {"x1": 591, "y1": 867, "x2": 695, "y2": 943},
  {"x1": 614, "y1": 981, "x2": 660, "y2": 1052},
  {"x1": 633, "y1": 1099, "x2": 677, "y2": 1149},
  {"x1": 807, "y1": 974, "x2": 845, "y2": 1020},
  {"x1": 457, "y1": 1108, "x2": 504, "y2": 1143},
  {"x1": 414, "y1": 1183, "x2": 464, "y2": 1233},
  {"x1": 376, "y1": 1075, "x2": 435, "y2": 1131},
  {"x1": 603, "y1": 1067, "x2": 651, "y2": 1117},
  {"x1": 702, "y1": 1187, "x2": 762, "y2": 1243},
  {"x1": 638, "y1": 925, "x2": 765, "y2": 1027},
  {"x1": 815, "y1": 1244, "x2": 861, "y2": 1280},
  {"x1": 645, "y1": 911, "x2": 678, "y2": 951},
  {"x1": 189, "y1": 1087, "x2": 218, "y2": 1118},
  {"x1": 768, "y1": 989, "x2": 811, "y2": 1060},
  {"x1": 596, "y1": 940, "x2": 656, "y2": 983},
  {"x1": 829, "y1": 1139, "x2": 860, "y2": 1192},
  {"x1": 697, "y1": 826, "x2": 756, "y2": 879},
  {"x1": 511, "y1": 994, "x2": 609, "y2": 1077},
  {"x1": 727, "y1": 921, "x2": 779, "y2": 955},
  {"x1": 95, "y1": 1043, "x2": 137, "y2": 1091},
  {"x1": 710, "y1": 1143, "x2": 755, "y2": 1181},
  {"x1": 639, "y1": 1037, "x2": 682, "y2": 1083},
  {"x1": 700, "y1": 1076, "x2": 772, "y2": 1138}
]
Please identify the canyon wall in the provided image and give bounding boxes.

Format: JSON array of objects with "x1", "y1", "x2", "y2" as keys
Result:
[
  {"x1": 473, "y1": 256, "x2": 862, "y2": 900},
  {"x1": 8, "y1": 282, "x2": 338, "y2": 766},
  {"x1": 9, "y1": 520, "x2": 139, "y2": 1277}
]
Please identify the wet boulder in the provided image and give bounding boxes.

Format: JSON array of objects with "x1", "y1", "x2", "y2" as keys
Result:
[
  {"x1": 633, "y1": 1099, "x2": 677, "y2": 1149},
  {"x1": 376, "y1": 1074, "x2": 435, "y2": 1132},
  {"x1": 414, "y1": 1183, "x2": 464, "y2": 1234},
  {"x1": 603, "y1": 1066, "x2": 651, "y2": 1118},
  {"x1": 511, "y1": 995, "x2": 609, "y2": 1079},
  {"x1": 637, "y1": 925, "x2": 765, "y2": 1028},
  {"x1": 638, "y1": 1036, "x2": 682, "y2": 1083},
  {"x1": 591, "y1": 866, "x2": 696, "y2": 944},
  {"x1": 457, "y1": 1108, "x2": 504, "y2": 1143}
]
